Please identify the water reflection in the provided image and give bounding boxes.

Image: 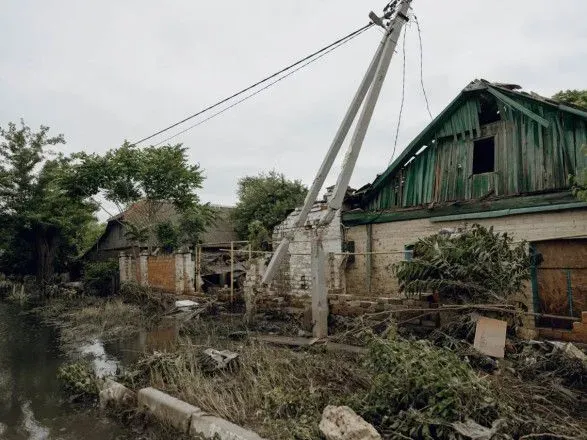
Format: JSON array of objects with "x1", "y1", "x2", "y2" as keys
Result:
[
  {"x1": 79, "y1": 340, "x2": 119, "y2": 378},
  {"x1": 0, "y1": 302, "x2": 126, "y2": 440}
]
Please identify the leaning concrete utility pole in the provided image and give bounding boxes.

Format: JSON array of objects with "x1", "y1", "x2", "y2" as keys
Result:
[{"x1": 262, "y1": 0, "x2": 413, "y2": 286}]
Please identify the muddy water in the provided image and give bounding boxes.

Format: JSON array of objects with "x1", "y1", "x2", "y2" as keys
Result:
[{"x1": 0, "y1": 302, "x2": 129, "y2": 440}]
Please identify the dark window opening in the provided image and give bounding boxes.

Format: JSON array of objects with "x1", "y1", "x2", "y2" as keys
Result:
[
  {"x1": 343, "y1": 240, "x2": 355, "y2": 265},
  {"x1": 472, "y1": 137, "x2": 495, "y2": 174},
  {"x1": 478, "y1": 94, "x2": 501, "y2": 125}
]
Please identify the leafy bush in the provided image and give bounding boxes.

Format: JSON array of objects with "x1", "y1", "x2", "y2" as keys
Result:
[
  {"x1": 83, "y1": 259, "x2": 119, "y2": 296},
  {"x1": 119, "y1": 281, "x2": 171, "y2": 313},
  {"x1": 357, "y1": 338, "x2": 499, "y2": 439},
  {"x1": 394, "y1": 224, "x2": 530, "y2": 303},
  {"x1": 57, "y1": 362, "x2": 98, "y2": 398}
]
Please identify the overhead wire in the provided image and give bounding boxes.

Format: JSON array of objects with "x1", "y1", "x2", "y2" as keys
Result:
[
  {"x1": 131, "y1": 22, "x2": 374, "y2": 146},
  {"x1": 391, "y1": 24, "x2": 408, "y2": 163},
  {"x1": 414, "y1": 14, "x2": 433, "y2": 119},
  {"x1": 152, "y1": 24, "x2": 374, "y2": 147}
]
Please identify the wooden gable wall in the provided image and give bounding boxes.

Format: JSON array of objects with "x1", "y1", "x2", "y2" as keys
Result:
[{"x1": 366, "y1": 93, "x2": 587, "y2": 211}]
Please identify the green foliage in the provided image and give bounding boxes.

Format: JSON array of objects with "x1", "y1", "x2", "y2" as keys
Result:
[
  {"x1": 120, "y1": 282, "x2": 171, "y2": 314},
  {"x1": 123, "y1": 222, "x2": 149, "y2": 249},
  {"x1": 358, "y1": 338, "x2": 498, "y2": 438},
  {"x1": 75, "y1": 220, "x2": 105, "y2": 255},
  {"x1": 155, "y1": 221, "x2": 180, "y2": 251},
  {"x1": 57, "y1": 362, "x2": 98, "y2": 397},
  {"x1": 570, "y1": 145, "x2": 587, "y2": 201},
  {"x1": 178, "y1": 204, "x2": 217, "y2": 246},
  {"x1": 83, "y1": 259, "x2": 119, "y2": 296},
  {"x1": 232, "y1": 171, "x2": 307, "y2": 241},
  {"x1": 67, "y1": 142, "x2": 204, "y2": 211},
  {"x1": 247, "y1": 220, "x2": 270, "y2": 251},
  {"x1": 552, "y1": 89, "x2": 587, "y2": 109},
  {"x1": 394, "y1": 224, "x2": 530, "y2": 303},
  {"x1": 0, "y1": 120, "x2": 96, "y2": 282},
  {"x1": 66, "y1": 141, "x2": 211, "y2": 251}
]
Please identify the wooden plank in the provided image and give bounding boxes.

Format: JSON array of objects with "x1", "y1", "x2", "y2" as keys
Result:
[
  {"x1": 487, "y1": 86, "x2": 550, "y2": 128},
  {"x1": 474, "y1": 317, "x2": 507, "y2": 358}
]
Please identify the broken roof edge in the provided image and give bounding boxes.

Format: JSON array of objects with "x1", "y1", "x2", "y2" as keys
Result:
[{"x1": 368, "y1": 79, "x2": 587, "y2": 196}]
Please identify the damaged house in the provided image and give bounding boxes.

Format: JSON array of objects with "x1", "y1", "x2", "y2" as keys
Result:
[
  {"x1": 85, "y1": 200, "x2": 239, "y2": 291},
  {"x1": 260, "y1": 79, "x2": 587, "y2": 342}
]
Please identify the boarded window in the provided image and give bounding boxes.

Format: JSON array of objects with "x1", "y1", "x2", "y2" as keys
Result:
[{"x1": 473, "y1": 137, "x2": 495, "y2": 174}]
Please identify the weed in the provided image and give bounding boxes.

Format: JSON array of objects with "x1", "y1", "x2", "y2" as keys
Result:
[
  {"x1": 121, "y1": 319, "x2": 369, "y2": 440},
  {"x1": 57, "y1": 362, "x2": 98, "y2": 398}
]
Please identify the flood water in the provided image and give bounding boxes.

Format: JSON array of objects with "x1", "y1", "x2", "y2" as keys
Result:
[{"x1": 0, "y1": 302, "x2": 129, "y2": 440}]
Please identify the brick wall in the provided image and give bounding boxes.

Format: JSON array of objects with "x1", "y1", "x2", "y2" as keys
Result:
[
  {"x1": 147, "y1": 255, "x2": 176, "y2": 292},
  {"x1": 345, "y1": 209, "x2": 587, "y2": 300},
  {"x1": 246, "y1": 205, "x2": 587, "y2": 326},
  {"x1": 119, "y1": 250, "x2": 195, "y2": 295},
  {"x1": 270, "y1": 202, "x2": 344, "y2": 299}
]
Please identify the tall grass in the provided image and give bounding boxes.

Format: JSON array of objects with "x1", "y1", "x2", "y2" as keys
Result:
[{"x1": 123, "y1": 321, "x2": 369, "y2": 439}]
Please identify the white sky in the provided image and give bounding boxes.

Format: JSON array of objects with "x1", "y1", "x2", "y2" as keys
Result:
[{"x1": 2, "y1": 0, "x2": 586, "y2": 216}]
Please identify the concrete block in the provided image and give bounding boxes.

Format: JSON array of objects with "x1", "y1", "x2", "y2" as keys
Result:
[
  {"x1": 137, "y1": 387, "x2": 202, "y2": 433},
  {"x1": 99, "y1": 379, "x2": 136, "y2": 409},
  {"x1": 190, "y1": 414, "x2": 265, "y2": 440}
]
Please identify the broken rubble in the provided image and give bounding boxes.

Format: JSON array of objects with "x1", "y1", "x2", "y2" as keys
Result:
[
  {"x1": 201, "y1": 348, "x2": 239, "y2": 372},
  {"x1": 319, "y1": 406, "x2": 381, "y2": 440},
  {"x1": 99, "y1": 378, "x2": 136, "y2": 409}
]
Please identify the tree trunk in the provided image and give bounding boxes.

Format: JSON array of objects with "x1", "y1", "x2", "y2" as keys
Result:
[{"x1": 34, "y1": 225, "x2": 59, "y2": 289}]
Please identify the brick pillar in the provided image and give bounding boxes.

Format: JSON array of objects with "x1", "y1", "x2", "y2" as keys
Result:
[
  {"x1": 175, "y1": 250, "x2": 185, "y2": 295},
  {"x1": 139, "y1": 251, "x2": 149, "y2": 286},
  {"x1": 183, "y1": 250, "x2": 195, "y2": 295},
  {"x1": 119, "y1": 252, "x2": 132, "y2": 283},
  {"x1": 244, "y1": 258, "x2": 263, "y2": 324}
]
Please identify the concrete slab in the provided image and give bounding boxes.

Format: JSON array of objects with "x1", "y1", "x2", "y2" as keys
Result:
[
  {"x1": 99, "y1": 379, "x2": 136, "y2": 409},
  {"x1": 137, "y1": 387, "x2": 203, "y2": 433},
  {"x1": 190, "y1": 414, "x2": 265, "y2": 440}
]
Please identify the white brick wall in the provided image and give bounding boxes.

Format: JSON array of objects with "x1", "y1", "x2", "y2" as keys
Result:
[
  {"x1": 272, "y1": 202, "x2": 343, "y2": 297},
  {"x1": 344, "y1": 208, "x2": 587, "y2": 306}
]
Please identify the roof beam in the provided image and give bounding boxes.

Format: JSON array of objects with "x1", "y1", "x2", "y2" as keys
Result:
[{"x1": 487, "y1": 86, "x2": 550, "y2": 128}]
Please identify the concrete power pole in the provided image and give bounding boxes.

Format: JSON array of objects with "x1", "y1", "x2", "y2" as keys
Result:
[{"x1": 262, "y1": 0, "x2": 413, "y2": 337}]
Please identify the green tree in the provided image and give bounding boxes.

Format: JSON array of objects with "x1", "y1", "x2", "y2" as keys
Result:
[
  {"x1": 0, "y1": 120, "x2": 97, "y2": 283},
  {"x1": 67, "y1": 142, "x2": 214, "y2": 251},
  {"x1": 552, "y1": 89, "x2": 587, "y2": 109},
  {"x1": 232, "y1": 171, "x2": 308, "y2": 246}
]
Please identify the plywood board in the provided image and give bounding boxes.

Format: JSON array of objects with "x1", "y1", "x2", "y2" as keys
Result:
[{"x1": 473, "y1": 317, "x2": 507, "y2": 358}]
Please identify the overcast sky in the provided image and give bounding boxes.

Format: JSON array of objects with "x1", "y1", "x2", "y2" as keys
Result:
[{"x1": 2, "y1": 0, "x2": 586, "y2": 215}]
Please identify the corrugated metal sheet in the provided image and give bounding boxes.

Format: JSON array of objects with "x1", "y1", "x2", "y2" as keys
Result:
[{"x1": 365, "y1": 88, "x2": 587, "y2": 212}]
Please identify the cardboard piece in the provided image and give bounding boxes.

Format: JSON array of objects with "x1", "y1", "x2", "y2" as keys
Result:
[{"x1": 473, "y1": 317, "x2": 507, "y2": 358}]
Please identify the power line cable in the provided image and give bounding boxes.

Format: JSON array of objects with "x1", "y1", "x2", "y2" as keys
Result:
[
  {"x1": 152, "y1": 24, "x2": 373, "y2": 146},
  {"x1": 414, "y1": 14, "x2": 433, "y2": 119},
  {"x1": 391, "y1": 24, "x2": 407, "y2": 163},
  {"x1": 131, "y1": 22, "x2": 374, "y2": 146}
]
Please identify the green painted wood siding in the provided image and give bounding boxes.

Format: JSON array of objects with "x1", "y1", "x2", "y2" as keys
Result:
[{"x1": 366, "y1": 94, "x2": 587, "y2": 211}]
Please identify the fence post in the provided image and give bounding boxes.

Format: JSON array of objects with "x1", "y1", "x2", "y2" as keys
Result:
[
  {"x1": 175, "y1": 250, "x2": 185, "y2": 295},
  {"x1": 230, "y1": 241, "x2": 234, "y2": 304},
  {"x1": 119, "y1": 252, "x2": 130, "y2": 283},
  {"x1": 195, "y1": 244, "x2": 202, "y2": 293},
  {"x1": 184, "y1": 249, "x2": 195, "y2": 295}
]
